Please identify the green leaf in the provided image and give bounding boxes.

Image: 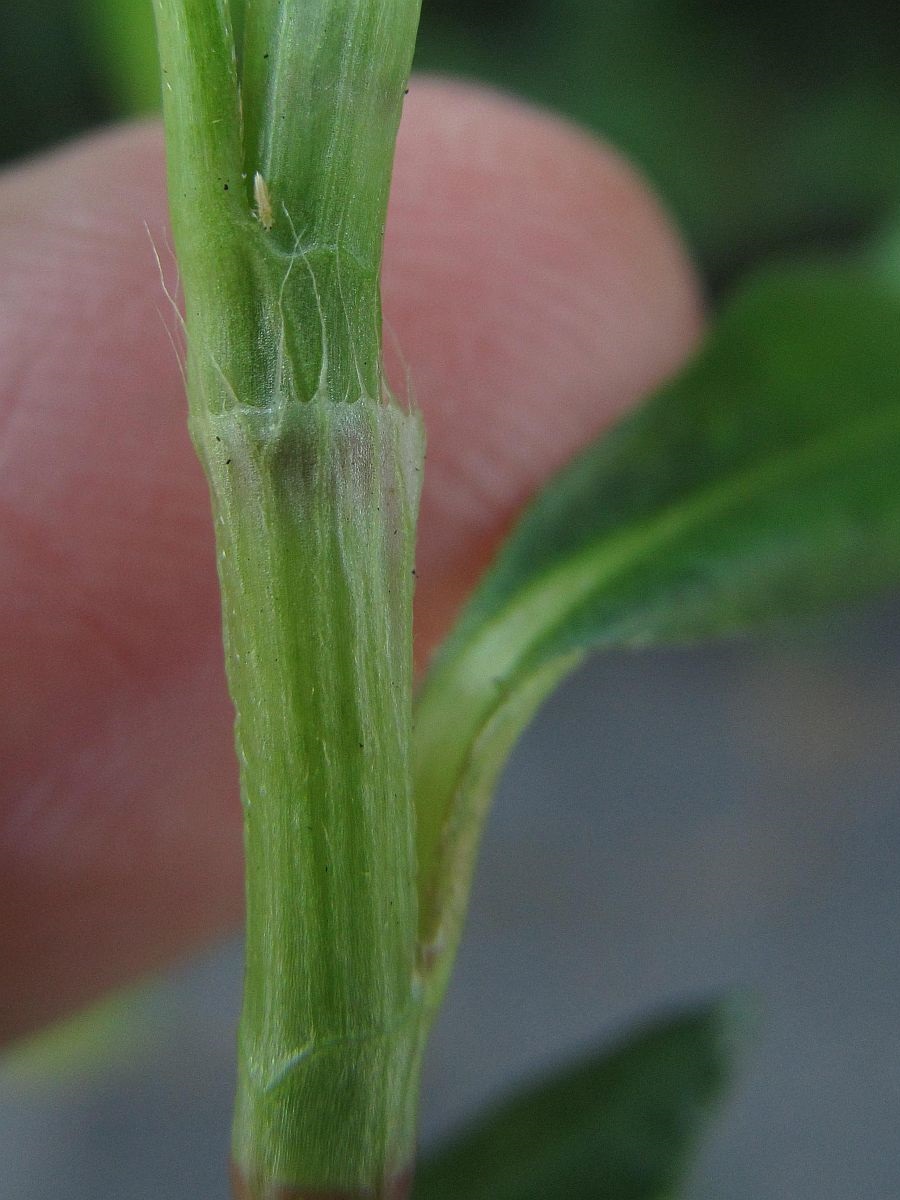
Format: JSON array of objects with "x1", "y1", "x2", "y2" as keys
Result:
[
  {"x1": 414, "y1": 1003, "x2": 739, "y2": 1200},
  {"x1": 414, "y1": 267, "x2": 900, "y2": 994},
  {"x1": 80, "y1": 0, "x2": 161, "y2": 113}
]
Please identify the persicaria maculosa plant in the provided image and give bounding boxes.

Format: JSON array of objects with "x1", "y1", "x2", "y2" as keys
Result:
[
  {"x1": 154, "y1": 1, "x2": 426, "y2": 1195},
  {"x1": 153, "y1": 2, "x2": 900, "y2": 1198}
]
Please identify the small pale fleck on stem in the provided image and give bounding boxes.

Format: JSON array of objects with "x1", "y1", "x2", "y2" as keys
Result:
[{"x1": 254, "y1": 171, "x2": 275, "y2": 231}]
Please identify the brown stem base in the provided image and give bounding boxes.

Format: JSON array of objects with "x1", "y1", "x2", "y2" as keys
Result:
[{"x1": 230, "y1": 1164, "x2": 413, "y2": 1200}]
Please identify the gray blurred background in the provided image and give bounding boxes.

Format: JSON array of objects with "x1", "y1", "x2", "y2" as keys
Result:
[
  {"x1": 3, "y1": 602, "x2": 899, "y2": 1198},
  {"x1": 2, "y1": 2, "x2": 900, "y2": 1197}
]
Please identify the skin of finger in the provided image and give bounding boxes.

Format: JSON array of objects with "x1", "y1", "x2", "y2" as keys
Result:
[
  {"x1": 0, "y1": 79, "x2": 701, "y2": 1041},
  {"x1": 385, "y1": 81, "x2": 702, "y2": 658}
]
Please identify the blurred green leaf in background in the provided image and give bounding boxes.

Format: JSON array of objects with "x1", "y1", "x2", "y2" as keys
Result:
[
  {"x1": 80, "y1": 0, "x2": 160, "y2": 113},
  {"x1": 415, "y1": 0, "x2": 900, "y2": 282},
  {"x1": 415, "y1": 1003, "x2": 739, "y2": 1200},
  {"x1": 0, "y1": 2, "x2": 111, "y2": 163}
]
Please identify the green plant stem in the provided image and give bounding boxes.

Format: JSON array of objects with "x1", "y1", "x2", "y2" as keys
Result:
[
  {"x1": 153, "y1": 1, "x2": 425, "y2": 1195},
  {"x1": 205, "y1": 395, "x2": 425, "y2": 1196}
]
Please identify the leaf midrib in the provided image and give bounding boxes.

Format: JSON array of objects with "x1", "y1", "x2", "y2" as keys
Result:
[{"x1": 451, "y1": 397, "x2": 900, "y2": 686}]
